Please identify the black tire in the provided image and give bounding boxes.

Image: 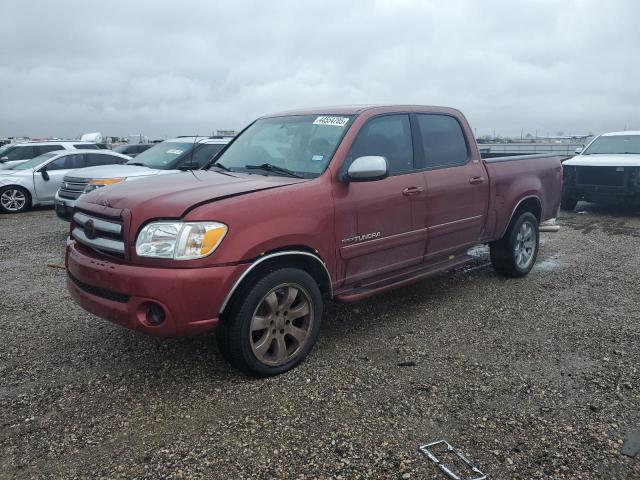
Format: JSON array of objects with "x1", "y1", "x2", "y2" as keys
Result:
[
  {"x1": 216, "y1": 267, "x2": 323, "y2": 377},
  {"x1": 490, "y1": 212, "x2": 539, "y2": 278},
  {"x1": 560, "y1": 189, "x2": 577, "y2": 211},
  {"x1": 0, "y1": 185, "x2": 31, "y2": 214}
]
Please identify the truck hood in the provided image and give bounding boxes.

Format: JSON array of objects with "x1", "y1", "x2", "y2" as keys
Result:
[
  {"x1": 81, "y1": 170, "x2": 307, "y2": 218},
  {"x1": 65, "y1": 164, "x2": 170, "y2": 180},
  {"x1": 563, "y1": 154, "x2": 640, "y2": 167}
]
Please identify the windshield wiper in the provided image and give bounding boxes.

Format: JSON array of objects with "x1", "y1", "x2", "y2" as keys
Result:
[
  {"x1": 245, "y1": 163, "x2": 303, "y2": 178},
  {"x1": 126, "y1": 162, "x2": 147, "y2": 166}
]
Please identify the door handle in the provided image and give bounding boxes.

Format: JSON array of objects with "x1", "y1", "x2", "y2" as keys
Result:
[
  {"x1": 469, "y1": 176, "x2": 485, "y2": 185},
  {"x1": 402, "y1": 186, "x2": 424, "y2": 196}
]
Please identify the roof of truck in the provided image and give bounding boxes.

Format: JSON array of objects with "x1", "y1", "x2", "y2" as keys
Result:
[{"x1": 261, "y1": 104, "x2": 462, "y2": 118}]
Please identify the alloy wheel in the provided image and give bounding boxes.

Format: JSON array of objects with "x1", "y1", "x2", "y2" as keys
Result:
[
  {"x1": 249, "y1": 283, "x2": 314, "y2": 366},
  {"x1": 0, "y1": 189, "x2": 27, "y2": 212}
]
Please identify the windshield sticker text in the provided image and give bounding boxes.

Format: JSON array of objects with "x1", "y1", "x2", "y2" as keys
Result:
[
  {"x1": 167, "y1": 149, "x2": 184, "y2": 155},
  {"x1": 313, "y1": 116, "x2": 349, "y2": 127}
]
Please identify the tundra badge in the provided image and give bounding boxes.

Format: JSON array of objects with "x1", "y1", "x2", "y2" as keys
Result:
[{"x1": 341, "y1": 232, "x2": 381, "y2": 244}]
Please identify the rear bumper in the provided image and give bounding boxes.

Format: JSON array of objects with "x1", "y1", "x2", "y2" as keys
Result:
[{"x1": 66, "y1": 239, "x2": 247, "y2": 337}]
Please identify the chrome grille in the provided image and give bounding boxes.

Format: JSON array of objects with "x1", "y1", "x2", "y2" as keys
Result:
[
  {"x1": 59, "y1": 176, "x2": 89, "y2": 200},
  {"x1": 72, "y1": 211, "x2": 124, "y2": 255}
]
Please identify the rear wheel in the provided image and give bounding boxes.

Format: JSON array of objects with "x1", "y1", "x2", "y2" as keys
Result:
[
  {"x1": 0, "y1": 186, "x2": 31, "y2": 214},
  {"x1": 216, "y1": 267, "x2": 323, "y2": 376},
  {"x1": 490, "y1": 212, "x2": 539, "y2": 278}
]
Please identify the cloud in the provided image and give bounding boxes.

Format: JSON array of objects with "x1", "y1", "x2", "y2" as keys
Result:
[{"x1": 1, "y1": 0, "x2": 638, "y2": 138}]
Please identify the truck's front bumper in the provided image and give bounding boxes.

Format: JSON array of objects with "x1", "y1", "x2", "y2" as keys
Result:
[
  {"x1": 65, "y1": 239, "x2": 246, "y2": 337},
  {"x1": 54, "y1": 192, "x2": 76, "y2": 221}
]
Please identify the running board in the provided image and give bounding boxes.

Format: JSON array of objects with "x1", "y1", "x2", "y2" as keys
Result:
[{"x1": 335, "y1": 255, "x2": 474, "y2": 303}]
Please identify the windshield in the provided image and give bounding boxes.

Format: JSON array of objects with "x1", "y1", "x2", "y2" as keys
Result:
[
  {"x1": 11, "y1": 152, "x2": 59, "y2": 170},
  {"x1": 212, "y1": 115, "x2": 353, "y2": 178},
  {"x1": 583, "y1": 135, "x2": 640, "y2": 155},
  {"x1": 129, "y1": 141, "x2": 199, "y2": 169}
]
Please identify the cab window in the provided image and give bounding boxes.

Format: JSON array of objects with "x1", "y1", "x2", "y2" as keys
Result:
[
  {"x1": 347, "y1": 114, "x2": 414, "y2": 174},
  {"x1": 415, "y1": 114, "x2": 469, "y2": 168},
  {"x1": 47, "y1": 154, "x2": 86, "y2": 170}
]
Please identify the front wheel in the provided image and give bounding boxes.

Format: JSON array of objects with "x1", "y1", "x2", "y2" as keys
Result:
[
  {"x1": 0, "y1": 186, "x2": 31, "y2": 214},
  {"x1": 560, "y1": 189, "x2": 578, "y2": 211},
  {"x1": 490, "y1": 212, "x2": 539, "y2": 278},
  {"x1": 216, "y1": 267, "x2": 323, "y2": 376}
]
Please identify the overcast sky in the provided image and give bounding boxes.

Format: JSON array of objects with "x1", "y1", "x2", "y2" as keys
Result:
[{"x1": 1, "y1": 0, "x2": 638, "y2": 139}]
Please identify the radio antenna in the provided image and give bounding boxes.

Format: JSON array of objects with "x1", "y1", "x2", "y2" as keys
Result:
[{"x1": 189, "y1": 134, "x2": 198, "y2": 170}]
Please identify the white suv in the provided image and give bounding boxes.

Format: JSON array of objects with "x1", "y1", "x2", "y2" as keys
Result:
[
  {"x1": 0, "y1": 141, "x2": 99, "y2": 170},
  {"x1": 54, "y1": 136, "x2": 231, "y2": 220}
]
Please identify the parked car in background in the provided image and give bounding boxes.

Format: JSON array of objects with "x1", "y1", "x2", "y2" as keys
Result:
[
  {"x1": 0, "y1": 150, "x2": 130, "y2": 213},
  {"x1": 0, "y1": 141, "x2": 99, "y2": 170},
  {"x1": 561, "y1": 131, "x2": 640, "y2": 210},
  {"x1": 113, "y1": 143, "x2": 153, "y2": 158},
  {"x1": 66, "y1": 105, "x2": 562, "y2": 376},
  {"x1": 54, "y1": 136, "x2": 231, "y2": 220}
]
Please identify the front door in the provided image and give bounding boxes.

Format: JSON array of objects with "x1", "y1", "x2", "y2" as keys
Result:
[
  {"x1": 413, "y1": 113, "x2": 489, "y2": 259},
  {"x1": 33, "y1": 153, "x2": 86, "y2": 201},
  {"x1": 333, "y1": 114, "x2": 428, "y2": 284}
]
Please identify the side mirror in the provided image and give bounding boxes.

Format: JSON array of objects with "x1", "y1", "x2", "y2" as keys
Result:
[
  {"x1": 346, "y1": 156, "x2": 389, "y2": 182},
  {"x1": 0, "y1": 157, "x2": 8, "y2": 162},
  {"x1": 40, "y1": 168, "x2": 50, "y2": 181},
  {"x1": 574, "y1": 147, "x2": 583, "y2": 154}
]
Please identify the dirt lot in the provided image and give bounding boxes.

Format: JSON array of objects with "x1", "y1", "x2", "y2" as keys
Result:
[{"x1": 1, "y1": 204, "x2": 639, "y2": 479}]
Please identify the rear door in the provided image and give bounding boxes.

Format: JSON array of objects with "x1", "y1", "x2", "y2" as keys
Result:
[
  {"x1": 334, "y1": 114, "x2": 428, "y2": 284},
  {"x1": 33, "y1": 153, "x2": 86, "y2": 201},
  {"x1": 414, "y1": 113, "x2": 489, "y2": 259}
]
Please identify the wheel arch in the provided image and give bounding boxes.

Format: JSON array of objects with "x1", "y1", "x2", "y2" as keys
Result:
[
  {"x1": 219, "y1": 248, "x2": 333, "y2": 315},
  {"x1": 0, "y1": 184, "x2": 32, "y2": 210},
  {"x1": 499, "y1": 195, "x2": 542, "y2": 239}
]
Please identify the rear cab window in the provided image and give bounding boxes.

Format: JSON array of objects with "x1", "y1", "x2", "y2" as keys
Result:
[{"x1": 414, "y1": 114, "x2": 469, "y2": 169}]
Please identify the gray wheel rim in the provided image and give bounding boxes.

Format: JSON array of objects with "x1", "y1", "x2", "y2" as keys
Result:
[
  {"x1": 0, "y1": 189, "x2": 26, "y2": 212},
  {"x1": 249, "y1": 283, "x2": 313, "y2": 367},
  {"x1": 514, "y1": 220, "x2": 536, "y2": 269}
]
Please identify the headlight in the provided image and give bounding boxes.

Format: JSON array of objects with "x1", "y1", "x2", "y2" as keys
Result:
[
  {"x1": 136, "y1": 222, "x2": 228, "y2": 260},
  {"x1": 83, "y1": 178, "x2": 124, "y2": 194}
]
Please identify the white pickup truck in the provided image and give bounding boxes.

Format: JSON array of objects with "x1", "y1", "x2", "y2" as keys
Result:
[{"x1": 561, "y1": 131, "x2": 640, "y2": 210}]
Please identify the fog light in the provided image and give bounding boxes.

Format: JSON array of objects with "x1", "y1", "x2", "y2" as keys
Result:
[{"x1": 145, "y1": 302, "x2": 166, "y2": 326}]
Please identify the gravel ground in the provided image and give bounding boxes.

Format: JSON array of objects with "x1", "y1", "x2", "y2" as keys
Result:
[{"x1": 1, "y1": 203, "x2": 639, "y2": 479}]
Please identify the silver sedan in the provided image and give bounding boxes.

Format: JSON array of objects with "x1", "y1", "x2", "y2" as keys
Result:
[{"x1": 0, "y1": 150, "x2": 130, "y2": 214}]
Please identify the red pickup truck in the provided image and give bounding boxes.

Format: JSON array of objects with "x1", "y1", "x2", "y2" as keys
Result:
[{"x1": 66, "y1": 105, "x2": 562, "y2": 376}]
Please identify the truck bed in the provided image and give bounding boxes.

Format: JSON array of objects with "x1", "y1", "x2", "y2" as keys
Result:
[{"x1": 482, "y1": 154, "x2": 564, "y2": 240}]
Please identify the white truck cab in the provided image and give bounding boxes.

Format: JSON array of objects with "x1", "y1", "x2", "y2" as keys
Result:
[{"x1": 561, "y1": 131, "x2": 640, "y2": 210}]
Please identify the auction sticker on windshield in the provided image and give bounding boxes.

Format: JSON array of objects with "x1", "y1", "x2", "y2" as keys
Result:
[
  {"x1": 167, "y1": 149, "x2": 184, "y2": 155},
  {"x1": 313, "y1": 116, "x2": 350, "y2": 127}
]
